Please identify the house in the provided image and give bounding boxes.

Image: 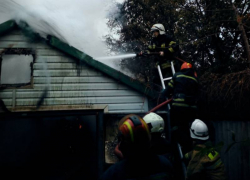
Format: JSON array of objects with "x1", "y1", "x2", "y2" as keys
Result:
[
  {"x1": 0, "y1": 20, "x2": 163, "y2": 180},
  {"x1": 0, "y1": 20, "x2": 160, "y2": 114}
]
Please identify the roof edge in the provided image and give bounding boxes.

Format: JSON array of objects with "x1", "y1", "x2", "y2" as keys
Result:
[
  {"x1": 47, "y1": 35, "x2": 158, "y2": 98},
  {"x1": 0, "y1": 20, "x2": 17, "y2": 36}
]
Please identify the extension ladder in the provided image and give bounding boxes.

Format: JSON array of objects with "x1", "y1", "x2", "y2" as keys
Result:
[
  {"x1": 157, "y1": 60, "x2": 176, "y2": 109},
  {"x1": 157, "y1": 61, "x2": 175, "y2": 89},
  {"x1": 157, "y1": 61, "x2": 187, "y2": 179}
]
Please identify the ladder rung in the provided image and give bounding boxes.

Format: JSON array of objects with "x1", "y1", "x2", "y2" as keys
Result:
[{"x1": 163, "y1": 77, "x2": 172, "y2": 81}]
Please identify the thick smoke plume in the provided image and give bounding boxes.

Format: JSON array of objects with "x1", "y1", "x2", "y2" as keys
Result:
[{"x1": 0, "y1": 0, "x2": 120, "y2": 59}]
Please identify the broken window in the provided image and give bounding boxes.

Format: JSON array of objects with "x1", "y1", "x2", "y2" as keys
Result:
[{"x1": 0, "y1": 48, "x2": 35, "y2": 88}]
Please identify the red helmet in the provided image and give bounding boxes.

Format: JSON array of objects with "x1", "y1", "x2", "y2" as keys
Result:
[
  {"x1": 118, "y1": 114, "x2": 151, "y2": 145},
  {"x1": 181, "y1": 62, "x2": 192, "y2": 70}
]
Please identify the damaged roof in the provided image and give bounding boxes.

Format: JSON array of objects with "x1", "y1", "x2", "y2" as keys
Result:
[{"x1": 0, "y1": 20, "x2": 158, "y2": 99}]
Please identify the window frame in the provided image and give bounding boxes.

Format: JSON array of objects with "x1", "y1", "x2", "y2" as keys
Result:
[{"x1": 0, "y1": 48, "x2": 35, "y2": 89}]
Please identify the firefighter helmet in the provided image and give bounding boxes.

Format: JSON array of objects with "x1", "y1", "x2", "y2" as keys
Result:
[
  {"x1": 190, "y1": 119, "x2": 209, "y2": 140},
  {"x1": 181, "y1": 62, "x2": 193, "y2": 70},
  {"x1": 150, "y1": 24, "x2": 166, "y2": 35},
  {"x1": 118, "y1": 114, "x2": 151, "y2": 145},
  {"x1": 143, "y1": 112, "x2": 164, "y2": 133}
]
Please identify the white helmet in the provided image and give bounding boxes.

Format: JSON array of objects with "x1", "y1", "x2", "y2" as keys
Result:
[
  {"x1": 150, "y1": 24, "x2": 166, "y2": 35},
  {"x1": 143, "y1": 112, "x2": 164, "y2": 133},
  {"x1": 190, "y1": 119, "x2": 209, "y2": 140}
]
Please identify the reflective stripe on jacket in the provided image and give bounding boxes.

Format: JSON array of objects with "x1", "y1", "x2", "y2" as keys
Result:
[
  {"x1": 185, "y1": 144, "x2": 227, "y2": 180},
  {"x1": 165, "y1": 69, "x2": 198, "y2": 108},
  {"x1": 148, "y1": 34, "x2": 179, "y2": 69}
]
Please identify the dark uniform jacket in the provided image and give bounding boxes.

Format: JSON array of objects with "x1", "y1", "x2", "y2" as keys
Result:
[
  {"x1": 100, "y1": 154, "x2": 174, "y2": 180},
  {"x1": 184, "y1": 143, "x2": 227, "y2": 180},
  {"x1": 148, "y1": 34, "x2": 179, "y2": 70},
  {"x1": 164, "y1": 68, "x2": 198, "y2": 109},
  {"x1": 150, "y1": 134, "x2": 171, "y2": 155}
]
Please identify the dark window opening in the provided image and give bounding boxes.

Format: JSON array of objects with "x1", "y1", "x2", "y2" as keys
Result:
[{"x1": 0, "y1": 48, "x2": 35, "y2": 88}]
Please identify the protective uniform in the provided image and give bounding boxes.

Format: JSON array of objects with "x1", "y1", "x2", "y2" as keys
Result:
[
  {"x1": 147, "y1": 24, "x2": 179, "y2": 84},
  {"x1": 184, "y1": 119, "x2": 227, "y2": 180},
  {"x1": 185, "y1": 144, "x2": 227, "y2": 180},
  {"x1": 114, "y1": 114, "x2": 151, "y2": 160},
  {"x1": 164, "y1": 62, "x2": 198, "y2": 110},
  {"x1": 143, "y1": 113, "x2": 170, "y2": 155},
  {"x1": 161, "y1": 63, "x2": 199, "y2": 153},
  {"x1": 102, "y1": 114, "x2": 174, "y2": 180},
  {"x1": 148, "y1": 24, "x2": 179, "y2": 62}
]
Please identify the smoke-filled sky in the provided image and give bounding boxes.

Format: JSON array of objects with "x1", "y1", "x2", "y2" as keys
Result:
[{"x1": 0, "y1": 0, "x2": 127, "y2": 69}]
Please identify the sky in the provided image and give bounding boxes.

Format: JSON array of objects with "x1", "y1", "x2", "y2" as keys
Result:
[{"x1": 0, "y1": 0, "x2": 127, "y2": 70}]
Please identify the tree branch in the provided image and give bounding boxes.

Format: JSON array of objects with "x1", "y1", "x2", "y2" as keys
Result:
[{"x1": 233, "y1": 3, "x2": 250, "y2": 65}]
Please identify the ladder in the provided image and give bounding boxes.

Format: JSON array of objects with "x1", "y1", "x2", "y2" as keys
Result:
[
  {"x1": 157, "y1": 61, "x2": 187, "y2": 180},
  {"x1": 157, "y1": 60, "x2": 175, "y2": 140},
  {"x1": 157, "y1": 60, "x2": 176, "y2": 109},
  {"x1": 157, "y1": 61, "x2": 175, "y2": 89}
]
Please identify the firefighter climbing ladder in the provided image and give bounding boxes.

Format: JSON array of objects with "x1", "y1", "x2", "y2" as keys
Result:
[{"x1": 157, "y1": 61, "x2": 187, "y2": 180}]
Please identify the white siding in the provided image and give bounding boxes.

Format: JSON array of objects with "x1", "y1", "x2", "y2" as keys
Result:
[{"x1": 0, "y1": 30, "x2": 149, "y2": 113}]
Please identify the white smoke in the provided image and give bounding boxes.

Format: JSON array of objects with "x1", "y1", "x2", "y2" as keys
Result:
[{"x1": 0, "y1": 0, "x2": 120, "y2": 59}]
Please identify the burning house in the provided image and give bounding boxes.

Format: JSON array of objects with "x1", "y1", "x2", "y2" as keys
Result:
[{"x1": 0, "y1": 20, "x2": 164, "y2": 179}]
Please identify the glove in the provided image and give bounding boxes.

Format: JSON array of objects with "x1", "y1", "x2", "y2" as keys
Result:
[
  {"x1": 158, "y1": 89, "x2": 167, "y2": 102},
  {"x1": 143, "y1": 50, "x2": 150, "y2": 55},
  {"x1": 136, "y1": 51, "x2": 143, "y2": 57},
  {"x1": 136, "y1": 50, "x2": 150, "y2": 57}
]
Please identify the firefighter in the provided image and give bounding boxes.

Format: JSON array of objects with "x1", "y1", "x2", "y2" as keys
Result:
[
  {"x1": 148, "y1": 23, "x2": 179, "y2": 60},
  {"x1": 114, "y1": 112, "x2": 170, "y2": 158},
  {"x1": 160, "y1": 62, "x2": 199, "y2": 153},
  {"x1": 143, "y1": 112, "x2": 170, "y2": 155},
  {"x1": 185, "y1": 119, "x2": 227, "y2": 180},
  {"x1": 138, "y1": 23, "x2": 179, "y2": 85},
  {"x1": 101, "y1": 114, "x2": 174, "y2": 180}
]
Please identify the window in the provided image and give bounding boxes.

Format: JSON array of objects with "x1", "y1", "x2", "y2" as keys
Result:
[{"x1": 0, "y1": 48, "x2": 34, "y2": 88}]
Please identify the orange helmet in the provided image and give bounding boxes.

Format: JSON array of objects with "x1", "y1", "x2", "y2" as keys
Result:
[
  {"x1": 118, "y1": 114, "x2": 151, "y2": 146},
  {"x1": 181, "y1": 62, "x2": 192, "y2": 70}
]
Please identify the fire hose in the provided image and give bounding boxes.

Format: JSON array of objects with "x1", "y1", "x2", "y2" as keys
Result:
[
  {"x1": 136, "y1": 51, "x2": 187, "y2": 64},
  {"x1": 147, "y1": 98, "x2": 173, "y2": 113}
]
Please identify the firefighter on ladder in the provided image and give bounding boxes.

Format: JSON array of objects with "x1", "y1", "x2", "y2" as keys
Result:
[
  {"x1": 138, "y1": 23, "x2": 179, "y2": 86},
  {"x1": 160, "y1": 62, "x2": 199, "y2": 154}
]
